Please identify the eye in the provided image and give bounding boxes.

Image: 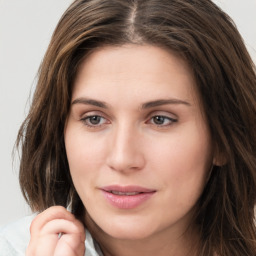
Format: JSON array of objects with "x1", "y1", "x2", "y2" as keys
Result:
[
  {"x1": 148, "y1": 115, "x2": 177, "y2": 126},
  {"x1": 81, "y1": 115, "x2": 108, "y2": 127}
]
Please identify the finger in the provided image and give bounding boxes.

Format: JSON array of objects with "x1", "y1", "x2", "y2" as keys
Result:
[
  {"x1": 55, "y1": 233, "x2": 85, "y2": 256},
  {"x1": 26, "y1": 234, "x2": 59, "y2": 256},
  {"x1": 41, "y1": 218, "x2": 85, "y2": 242},
  {"x1": 30, "y1": 206, "x2": 76, "y2": 236},
  {"x1": 27, "y1": 218, "x2": 85, "y2": 256}
]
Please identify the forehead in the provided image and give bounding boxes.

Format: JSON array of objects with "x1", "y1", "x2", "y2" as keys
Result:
[{"x1": 72, "y1": 44, "x2": 197, "y2": 104}]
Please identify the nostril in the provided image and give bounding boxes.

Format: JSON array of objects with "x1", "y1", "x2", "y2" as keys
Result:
[{"x1": 106, "y1": 149, "x2": 145, "y2": 173}]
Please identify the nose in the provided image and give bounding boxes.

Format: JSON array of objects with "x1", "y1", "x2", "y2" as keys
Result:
[{"x1": 106, "y1": 123, "x2": 145, "y2": 173}]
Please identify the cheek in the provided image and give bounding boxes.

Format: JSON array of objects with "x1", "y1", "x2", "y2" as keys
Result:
[
  {"x1": 64, "y1": 128, "x2": 102, "y2": 202},
  {"x1": 148, "y1": 125, "x2": 212, "y2": 191},
  {"x1": 64, "y1": 126, "x2": 108, "y2": 183}
]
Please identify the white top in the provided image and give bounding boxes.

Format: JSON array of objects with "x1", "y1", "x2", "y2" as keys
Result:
[{"x1": 0, "y1": 214, "x2": 102, "y2": 256}]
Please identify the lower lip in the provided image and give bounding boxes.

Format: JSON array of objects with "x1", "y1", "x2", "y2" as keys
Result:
[{"x1": 102, "y1": 191, "x2": 155, "y2": 209}]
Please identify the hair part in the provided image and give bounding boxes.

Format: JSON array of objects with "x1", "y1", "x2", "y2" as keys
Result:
[{"x1": 17, "y1": 0, "x2": 256, "y2": 255}]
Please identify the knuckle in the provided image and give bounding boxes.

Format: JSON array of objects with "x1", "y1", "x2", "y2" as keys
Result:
[{"x1": 30, "y1": 216, "x2": 40, "y2": 234}]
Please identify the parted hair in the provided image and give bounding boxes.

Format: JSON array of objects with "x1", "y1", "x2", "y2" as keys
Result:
[{"x1": 17, "y1": 0, "x2": 256, "y2": 255}]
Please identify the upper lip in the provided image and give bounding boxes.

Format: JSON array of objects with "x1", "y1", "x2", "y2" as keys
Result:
[{"x1": 101, "y1": 185, "x2": 156, "y2": 193}]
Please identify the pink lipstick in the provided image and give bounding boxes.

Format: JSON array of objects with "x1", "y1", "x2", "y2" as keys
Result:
[{"x1": 101, "y1": 185, "x2": 156, "y2": 209}]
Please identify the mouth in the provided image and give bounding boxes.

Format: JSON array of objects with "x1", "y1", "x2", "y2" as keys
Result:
[
  {"x1": 100, "y1": 185, "x2": 156, "y2": 209},
  {"x1": 109, "y1": 191, "x2": 143, "y2": 196}
]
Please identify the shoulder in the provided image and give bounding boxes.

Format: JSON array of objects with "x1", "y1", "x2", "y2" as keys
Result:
[{"x1": 0, "y1": 214, "x2": 36, "y2": 256}]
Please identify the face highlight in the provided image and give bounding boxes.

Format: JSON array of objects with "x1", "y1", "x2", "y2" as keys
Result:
[{"x1": 64, "y1": 44, "x2": 213, "y2": 246}]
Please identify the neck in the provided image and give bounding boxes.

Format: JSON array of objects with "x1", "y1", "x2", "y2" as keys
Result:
[{"x1": 86, "y1": 215, "x2": 200, "y2": 256}]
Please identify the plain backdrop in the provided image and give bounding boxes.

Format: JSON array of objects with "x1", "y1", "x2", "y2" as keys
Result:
[{"x1": 0, "y1": 0, "x2": 255, "y2": 227}]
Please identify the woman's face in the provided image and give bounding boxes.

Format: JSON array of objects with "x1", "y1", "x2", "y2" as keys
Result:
[{"x1": 65, "y1": 44, "x2": 213, "y2": 241}]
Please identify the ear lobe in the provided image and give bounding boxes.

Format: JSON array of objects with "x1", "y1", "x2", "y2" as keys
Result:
[
  {"x1": 213, "y1": 153, "x2": 227, "y2": 166},
  {"x1": 212, "y1": 141, "x2": 228, "y2": 166}
]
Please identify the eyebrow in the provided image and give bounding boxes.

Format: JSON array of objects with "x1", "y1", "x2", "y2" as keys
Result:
[
  {"x1": 72, "y1": 98, "x2": 108, "y2": 108},
  {"x1": 71, "y1": 97, "x2": 191, "y2": 109},
  {"x1": 141, "y1": 99, "x2": 191, "y2": 109}
]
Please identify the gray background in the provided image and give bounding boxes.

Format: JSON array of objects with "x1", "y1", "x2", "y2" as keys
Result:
[{"x1": 0, "y1": 0, "x2": 255, "y2": 226}]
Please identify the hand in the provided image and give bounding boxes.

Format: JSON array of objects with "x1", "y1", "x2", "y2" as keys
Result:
[{"x1": 26, "y1": 206, "x2": 85, "y2": 256}]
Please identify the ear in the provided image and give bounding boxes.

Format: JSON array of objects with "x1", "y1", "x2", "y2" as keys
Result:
[{"x1": 213, "y1": 149, "x2": 228, "y2": 166}]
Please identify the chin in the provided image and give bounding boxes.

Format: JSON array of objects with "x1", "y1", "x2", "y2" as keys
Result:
[
  {"x1": 86, "y1": 212, "x2": 157, "y2": 240},
  {"x1": 100, "y1": 216, "x2": 160, "y2": 241},
  {"x1": 105, "y1": 225, "x2": 155, "y2": 240}
]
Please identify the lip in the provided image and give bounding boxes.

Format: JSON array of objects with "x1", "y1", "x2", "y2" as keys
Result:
[{"x1": 100, "y1": 185, "x2": 156, "y2": 209}]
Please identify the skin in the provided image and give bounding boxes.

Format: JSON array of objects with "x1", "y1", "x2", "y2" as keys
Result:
[
  {"x1": 26, "y1": 206, "x2": 85, "y2": 256},
  {"x1": 26, "y1": 44, "x2": 215, "y2": 256},
  {"x1": 63, "y1": 44, "x2": 215, "y2": 256}
]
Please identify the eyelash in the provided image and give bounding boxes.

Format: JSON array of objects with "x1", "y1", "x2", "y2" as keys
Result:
[
  {"x1": 81, "y1": 115, "x2": 108, "y2": 128},
  {"x1": 81, "y1": 114, "x2": 177, "y2": 129},
  {"x1": 147, "y1": 115, "x2": 177, "y2": 127}
]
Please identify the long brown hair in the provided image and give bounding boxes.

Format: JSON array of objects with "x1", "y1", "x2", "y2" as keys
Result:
[{"x1": 17, "y1": 0, "x2": 256, "y2": 255}]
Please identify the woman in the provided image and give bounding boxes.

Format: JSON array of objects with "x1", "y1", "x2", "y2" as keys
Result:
[{"x1": 1, "y1": 0, "x2": 256, "y2": 255}]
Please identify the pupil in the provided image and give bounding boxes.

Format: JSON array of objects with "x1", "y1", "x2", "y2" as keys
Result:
[
  {"x1": 90, "y1": 116, "x2": 101, "y2": 125},
  {"x1": 154, "y1": 116, "x2": 164, "y2": 124}
]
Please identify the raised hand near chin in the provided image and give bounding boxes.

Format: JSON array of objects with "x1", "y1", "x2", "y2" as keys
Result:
[{"x1": 26, "y1": 206, "x2": 85, "y2": 256}]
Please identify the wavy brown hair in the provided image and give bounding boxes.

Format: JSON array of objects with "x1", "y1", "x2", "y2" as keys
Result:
[{"x1": 17, "y1": 0, "x2": 256, "y2": 255}]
